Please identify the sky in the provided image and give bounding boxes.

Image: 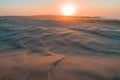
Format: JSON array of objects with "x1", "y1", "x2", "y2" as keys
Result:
[{"x1": 0, "y1": 0, "x2": 120, "y2": 17}]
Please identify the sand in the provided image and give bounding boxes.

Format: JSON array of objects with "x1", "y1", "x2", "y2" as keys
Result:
[
  {"x1": 0, "y1": 16, "x2": 120, "y2": 80},
  {"x1": 0, "y1": 52, "x2": 119, "y2": 80}
]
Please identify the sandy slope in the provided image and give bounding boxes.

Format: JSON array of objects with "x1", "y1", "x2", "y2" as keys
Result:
[{"x1": 0, "y1": 53, "x2": 119, "y2": 80}]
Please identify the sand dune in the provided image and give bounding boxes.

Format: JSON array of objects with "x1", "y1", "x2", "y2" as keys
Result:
[{"x1": 0, "y1": 16, "x2": 120, "y2": 80}]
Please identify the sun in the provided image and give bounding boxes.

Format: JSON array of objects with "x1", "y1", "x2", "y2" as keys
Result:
[{"x1": 61, "y1": 3, "x2": 76, "y2": 16}]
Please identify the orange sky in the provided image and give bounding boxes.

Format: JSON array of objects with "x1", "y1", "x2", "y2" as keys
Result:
[{"x1": 0, "y1": 0, "x2": 120, "y2": 17}]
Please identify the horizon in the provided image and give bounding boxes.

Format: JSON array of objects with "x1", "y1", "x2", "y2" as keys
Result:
[{"x1": 1, "y1": 15, "x2": 120, "y2": 20}]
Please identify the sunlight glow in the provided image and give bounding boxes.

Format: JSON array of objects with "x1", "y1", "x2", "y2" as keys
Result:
[{"x1": 61, "y1": 3, "x2": 76, "y2": 16}]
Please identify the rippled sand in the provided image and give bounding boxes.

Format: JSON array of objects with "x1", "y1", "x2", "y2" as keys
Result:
[{"x1": 0, "y1": 16, "x2": 120, "y2": 80}]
